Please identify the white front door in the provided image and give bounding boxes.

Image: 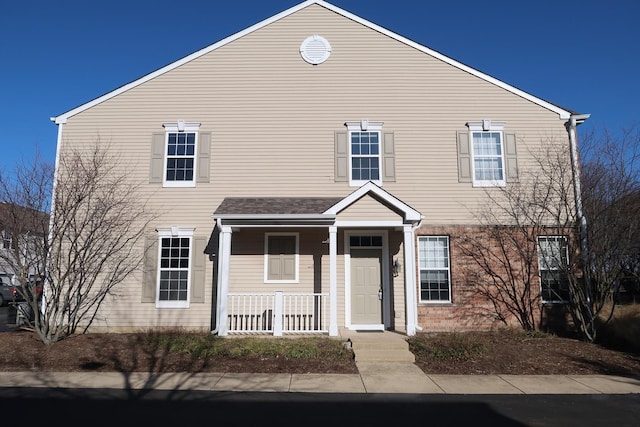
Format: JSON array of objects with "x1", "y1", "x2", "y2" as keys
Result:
[{"x1": 350, "y1": 249, "x2": 383, "y2": 326}]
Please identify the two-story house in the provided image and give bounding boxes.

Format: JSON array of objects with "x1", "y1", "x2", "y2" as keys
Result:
[
  {"x1": 0, "y1": 202, "x2": 49, "y2": 288},
  {"x1": 50, "y1": 0, "x2": 589, "y2": 336}
]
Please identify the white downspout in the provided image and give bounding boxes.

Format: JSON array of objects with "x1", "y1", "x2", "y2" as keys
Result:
[
  {"x1": 567, "y1": 113, "x2": 591, "y2": 306},
  {"x1": 41, "y1": 117, "x2": 66, "y2": 318}
]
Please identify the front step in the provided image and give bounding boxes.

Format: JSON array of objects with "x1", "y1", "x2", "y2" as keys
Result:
[
  {"x1": 343, "y1": 331, "x2": 416, "y2": 363},
  {"x1": 354, "y1": 348, "x2": 415, "y2": 363}
]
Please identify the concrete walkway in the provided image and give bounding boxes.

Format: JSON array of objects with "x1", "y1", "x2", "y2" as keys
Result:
[
  {"x1": 0, "y1": 370, "x2": 638, "y2": 394},
  {"x1": 1, "y1": 329, "x2": 638, "y2": 394}
]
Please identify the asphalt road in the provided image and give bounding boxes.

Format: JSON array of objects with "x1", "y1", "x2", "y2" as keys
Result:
[
  {"x1": 0, "y1": 388, "x2": 638, "y2": 427},
  {"x1": 2, "y1": 305, "x2": 638, "y2": 426}
]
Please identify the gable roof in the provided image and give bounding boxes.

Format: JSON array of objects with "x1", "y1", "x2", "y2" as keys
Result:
[
  {"x1": 0, "y1": 202, "x2": 50, "y2": 237},
  {"x1": 212, "y1": 182, "x2": 422, "y2": 226},
  {"x1": 324, "y1": 181, "x2": 422, "y2": 223},
  {"x1": 51, "y1": 0, "x2": 574, "y2": 125}
]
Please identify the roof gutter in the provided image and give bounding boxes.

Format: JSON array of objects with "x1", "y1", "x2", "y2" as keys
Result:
[{"x1": 211, "y1": 214, "x2": 336, "y2": 227}]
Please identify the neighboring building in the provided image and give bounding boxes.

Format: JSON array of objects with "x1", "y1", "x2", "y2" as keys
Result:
[
  {"x1": 0, "y1": 202, "x2": 49, "y2": 286},
  {"x1": 50, "y1": 0, "x2": 589, "y2": 335}
]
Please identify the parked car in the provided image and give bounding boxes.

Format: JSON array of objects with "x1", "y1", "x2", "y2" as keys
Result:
[
  {"x1": 0, "y1": 283, "x2": 23, "y2": 306},
  {"x1": 12, "y1": 281, "x2": 42, "y2": 301}
]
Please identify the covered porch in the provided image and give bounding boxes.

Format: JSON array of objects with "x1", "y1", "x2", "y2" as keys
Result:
[{"x1": 211, "y1": 182, "x2": 423, "y2": 337}]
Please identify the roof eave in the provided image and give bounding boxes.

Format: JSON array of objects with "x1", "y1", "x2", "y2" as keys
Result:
[{"x1": 212, "y1": 213, "x2": 336, "y2": 227}]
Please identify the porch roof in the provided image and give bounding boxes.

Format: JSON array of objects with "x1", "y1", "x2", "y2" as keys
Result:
[
  {"x1": 212, "y1": 197, "x2": 341, "y2": 227},
  {"x1": 214, "y1": 197, "x2": 342, "y2": 215},
  {"x1": 212, "y1": 183, "x2": 424, "y2": 227}
]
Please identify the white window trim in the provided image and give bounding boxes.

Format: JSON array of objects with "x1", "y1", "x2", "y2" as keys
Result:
[
  {"x1": 537, "y1": 235, "x2": 570, "y2": 303},
  {"x1": 264, "y1": 232, "x2": 299, "y2": 284},
  {"x1": 156, "y1": 226, "x2": 195, "y2": 308},
  {"x1": 1, "y1": 230, "x2": 13, "y2": 250},
  {"x1": 162, "y1": 121, "x2": 200, "y2": 188},
  {"x1": 418, "y1": 235, "x2": 452, "y2": 303},
  {"x1": 346, "y1": 120, "x2": 384, "y2": 187},
  {"x1": 468, "y1": 120, "x2": 506, "y2": 188}
]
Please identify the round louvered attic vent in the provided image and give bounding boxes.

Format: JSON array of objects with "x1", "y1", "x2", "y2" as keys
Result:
[{"x1": 300, "y1": 35, "x2": 332, "y2": 65}]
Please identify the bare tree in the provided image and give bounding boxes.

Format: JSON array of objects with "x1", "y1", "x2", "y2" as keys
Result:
[
  {"x1": 0, "y1": 142, "x2": 157, "y2": 344},
  {"x1": 580, "y1": 126, "x2": 640, "y2": 315},
  {"x1": 460, "y1": 125, "x2": 640, "y2": 342},
  {"x1": 457, "y1": 138, "x2": 577, "y2": 332},
  {"x1": 0, "y1": 151, "x2": 52, "y2": 294}
]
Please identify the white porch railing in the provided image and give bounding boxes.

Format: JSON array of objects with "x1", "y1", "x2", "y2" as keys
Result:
[{"x1": 226, "y1": 292, "x2": 328, "y2": 335}]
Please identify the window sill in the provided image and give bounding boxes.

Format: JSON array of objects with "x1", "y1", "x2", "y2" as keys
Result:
[
  {"x1": 156, "y1": 302, "x2": 190, "y2": 309},
  {"x1": 541, "y1": 300, "x2": 570, "y2": 305},
  {"x1": 472, "y1": 180, "x2": 505, "y2": 188},
  {"x1": 419, "y1": 301, "x2": 454, "y2": 306},
  {"x1": 163, "y1": 182, "x2": 196, "y2": 188},
  {"x1": 349, "y1": 180, "x2": 382, "y2": 187}
]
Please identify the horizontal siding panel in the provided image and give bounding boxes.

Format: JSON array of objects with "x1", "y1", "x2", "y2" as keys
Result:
[
  {"x1": 57, "y1": 4, "x2": 574, "y2": 330},
  {"x1": 337, "y1": 194, "x2": 403, "y2": 221}
]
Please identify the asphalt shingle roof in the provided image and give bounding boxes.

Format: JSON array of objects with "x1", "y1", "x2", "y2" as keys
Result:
[{"x1": 213, "y1": 197, "x2": 342, "y2": 215}]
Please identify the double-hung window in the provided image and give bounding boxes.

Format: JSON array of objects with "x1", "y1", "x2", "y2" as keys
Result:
[
  {"x1": 468, "y1": 120, "x2": 505, "y2": 187},
  {"x1": 157, "y1": 227, "x2": 194, "y2": 308},
  {"x1": 347, "y1": 121, "x2": 383, "y2": 186},
  {"x1": 264, "y1": 233, "x2": 298, "y2": 283},
  {"x1": 418, "y1": 236, "x2": 451, "y2": 303},
  {"x1": 537, "y1": 236, "x2": 570, "y2": 303},
  {"x1": 163, "y1": 121, "x2": 200, "y2": 187},
  {"x1": 2, "y1": 230, "x2": 13, "y2": 250}
]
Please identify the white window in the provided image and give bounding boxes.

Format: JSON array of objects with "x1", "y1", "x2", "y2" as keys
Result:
[
  {"x1": 538, "y1": 236, "x2": 570, "y2": 303},
  {"x1": 264, "y1": 233, "x2": 299, "y2": 283},
  {"x1": 163, "y1": 122, "x2": 200, "y2": 188},
  {"x1": 418, "y1": 236, "x2": 451, "y2": 303},
  {"x1": 156, "y1": 227, "x2": 194, "y2": 308},
  {"x1": 2, "y1": 230, "x2": 13, "y2": 250},
  {"x1": 468, "y1": 120, "x2": 505, "y2": 187},
  {"x1": 346, "y1": 121, "x2": 383, "y2": 186}
]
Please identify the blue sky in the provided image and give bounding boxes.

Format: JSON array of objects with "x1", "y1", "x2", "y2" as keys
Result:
[{"x1": 1, "y1": 0, "x2": 638, "y2": 171}]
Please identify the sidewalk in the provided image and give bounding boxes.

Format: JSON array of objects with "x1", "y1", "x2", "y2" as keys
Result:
[{"x1": 1, "y1": 367, "x2": 639, "y2": 394}]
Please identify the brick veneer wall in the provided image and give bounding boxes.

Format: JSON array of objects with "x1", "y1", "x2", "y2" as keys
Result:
[{"x1": 414, "y1": 225, "x2": 574, "y2": 333}]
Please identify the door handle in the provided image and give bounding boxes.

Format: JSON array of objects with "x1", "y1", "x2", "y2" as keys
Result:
[{"x1": 378, "y1": 289, "x2": 383, "y2": 300}]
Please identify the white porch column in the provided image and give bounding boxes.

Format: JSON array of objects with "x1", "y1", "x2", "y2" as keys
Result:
[
  {"x1": 217, "y1": 224, "x2": 233, "y2": 336},
  {"x1": 329, "y1": 225, "x2": 338, "y2": 336},
  {"x1": 403, "y1": 225, "x2": 417, "y2": 336}
]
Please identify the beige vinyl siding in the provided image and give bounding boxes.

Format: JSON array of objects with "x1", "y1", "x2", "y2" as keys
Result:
[
  {"x1": 83, "y1": 236, "x2": 213, "y2": 332},
  {"x1": 227, "y1": 228, "x2": 347, "y2": 328},
  {"x1": 229, "y1": 228, "x2": 325, "y2": 291},
  {"x1": 59, "y1": 4, "x2": 568, "y2": 225},
  {"x1": 56, "y1": 4, "x2": 573, "y2": 330},
  {"x1": 337, "y1": 194, "x2": 403, "y2": 221}
]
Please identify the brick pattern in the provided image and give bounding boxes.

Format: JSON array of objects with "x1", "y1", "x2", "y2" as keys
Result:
[{"x1": 414, "y1": 225, "x2": 574, "y2": 332}]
